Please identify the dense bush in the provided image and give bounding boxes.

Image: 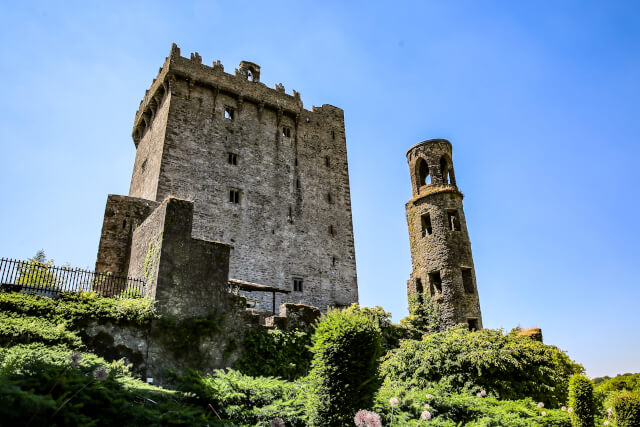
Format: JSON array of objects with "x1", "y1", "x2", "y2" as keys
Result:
[
  {"x1": 0, "y1": 291, "x2": 155, "y2": 326},
  {"x1": 399, "y1": 291, "x2": 442, "y2": 336},
  {"x1": 613, "y1": 392, "x2": 640, "y2": 427},
  {"x1": 172, "y1": 369, "x2": 307, "y2": 426},
  {"x1": 306, "y1": 308, "x2": 383, "y2": 426},
  {"x1": 381, "y1": 325, "x2": 583, "y2": 406},
  {"x1": 234, "y1": 328, "x2": 313, "y2": 380},
  {"x1": 0, "y1": 312, "x2": 81, "y2": 348},
  {"x1": 568, "y1": 374, "x2": 595, "y2": 427},
  {"x1": 374, "y1": 381, "x2": 571, "y2": 426},
  {"x1": 342, "y1": 304, "x2": 408, "y2": 352},
  {"x1": 596, "y1": 373, "x2": 640, "y2": 394},
  {"x1": 0, "y1": 344, "x2": 219, "y2": 426}
]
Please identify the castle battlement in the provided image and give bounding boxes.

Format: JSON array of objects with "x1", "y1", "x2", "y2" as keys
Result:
[{"x1": 132, "y1": 43, "x2": 342, "y2": 147}]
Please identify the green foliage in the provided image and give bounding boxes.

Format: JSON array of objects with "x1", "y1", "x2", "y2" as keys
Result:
[
  {"x1": 234, "y1": 328, "x2": 313, "y2": 380},
  {"x1": 568, "y1": 374, "x2": 595, "y2": 427},
  {"x1": 342, "y1": 304, "x2": 408, "y2": 352},
  {"x1": 16, "y1": 251, "x2": 60, "y2": 290},
  {"x1": 596, "y1": 373, "x2": 640, "y2": 394},
  {"x1": 381, "y1": 325, "x2": 583, "y2": 407},
  {"x1": 0, "y1": 344, "x2": 219, "y2": 426},
  {"x1": 375, "y1": 381, "x2": 571, "y2": 426},
  {"x1": 306, "y1": 308, "x2": 383, "y2": 426},
  {"x1": 612, "y1": 392, "x2": 640, "y2": 427},
  {"x1": 400, "y1": 291, "x2": 442, "y2": 336},
  {"x1": 0, "y1": 312, "x2": 82, "y2": 348},
  {"x1": 171, "y1": 369, "x2": 307, "y2": 426},
  {"x1": 0, "y1": 291, "x2": 155, "y2": 326}
]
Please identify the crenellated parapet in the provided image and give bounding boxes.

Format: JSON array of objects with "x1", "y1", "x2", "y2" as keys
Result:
[{"x1": 132, "y1": 43, "x2": 315, "y2": 147}]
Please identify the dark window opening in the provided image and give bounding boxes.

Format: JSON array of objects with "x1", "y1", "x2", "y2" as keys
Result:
[
  {"x1": 332, "y1": 256, "x2": 336, "y2": 266},
  {"x1": 421, "y1": 213, "x2": 432, "y2": 237},
  {"x1": 447, "y1": 210, "x2": 460, "y2": 231},
  {"x1": 141, "y1": 159, "x2": 147, "y2": 173},
  {"x1": 417, "y1": 158, "x2": 430, "y2": 186},
  {"x1": 331, "y1": 130, "x2": 335, "y2": 139},
  {"x1": 122, "y1": 219, "x2": 127, "y2": 230},
  {"x1": 228, "y1": 152, "x2": 238, "y2": 165},
  {"x1": 296, "y1": 179, "x2": 301, "y2": 189},
  {"x1": 288, "y1": 206, "x2": 293, "y2": 223},
  {"x1": 295, "y1": 158, "x2": 298, "y2": 166},
  {"x1": 325, "y1": 156, "x2": 330, "y2": 167},
  {"x1": 428, "y1": 271, "x2": 442, "y2": 294},
  {"x1": 328, "y1": 225, "x2": 334, "y2": 236},
  {"x1": 468, "y1": 318, "x2": 479, "y2": 331},
  {"x1": 461, "y1": 268, "x2": 474, "y2": 293},
  {"x1": 327, "y1": 193, "x2": 333, "y2": 203},
  {"x1": 416, "y1": 278, "x2": 423, "y2": 295},
  {"x1": 224, "y1": 107, "x2": 235, "y2": 120},
  {"x1": 440, "y1": 156, "x2": 450, "y2": 184},
  {"x1": 282, "y1": 127, "x2": 291, "y2": 138},
  {"x1": 229, "y1": 189, "x2": 240, "y2": 203},
  {"x1": 293, "y1": 278, "x2": 303, "y2": 292},
  {"x1": 247, "y1": 69, "x2": 253, "y2": 81}
]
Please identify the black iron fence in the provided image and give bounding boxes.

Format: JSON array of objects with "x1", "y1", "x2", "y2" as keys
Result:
[{"x1": 0, "y1": 257, "x2": 147, "y2": 298}]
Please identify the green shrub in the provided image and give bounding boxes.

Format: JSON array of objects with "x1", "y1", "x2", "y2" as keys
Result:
[
  {"x1": 613, "y1": 392, "x2": 640, "y2": 426},
  {"x1": 399, "y1": 291, "x2": 442, "y2": 336},
  {"x1": 0, "y1": 312, "x2": 82, "y2": 347},
  {"x1": 234, "y1": 328, "x2": 313, "y2": 380},
  {"x1": 171, "y1": 369, "x2": 307, "y2": 426},
  {"x1": 342, "y1": 304, "x2": 408, "y2": 352},
  {"x1": 374, "y1": 381, "x2": 571, "y2": 426},
  {"x1": 596, "y1": 373, "x2": 640, "y2": 394},
  {"x1": 381, "y1": 325, "x2": 583, "y2": 406},
  {"x1": 568, "y1": 374, "x2": 595, "y2": 427},
  {"x1": 306, "y1": 308, "x2": 383, "y2": 426}
]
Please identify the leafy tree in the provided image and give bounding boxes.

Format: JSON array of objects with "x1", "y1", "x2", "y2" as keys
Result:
[
  {"x1": 568, "y1": 374, "x2": 595, "y2": 427},
  {"x1": 612, "y1": 392, "x2": 640, "y2": 427},
  {"x1": 16, "y1": 250, "x2": 59, "y2": 290},
  {"x1": 399, "y1": 291, "x2": 441, "y2": 336}
]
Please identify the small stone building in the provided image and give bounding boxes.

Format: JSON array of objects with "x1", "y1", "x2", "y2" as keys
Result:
[{"x1": 405, "y1": 139, "x2": 483, "y2": 329}]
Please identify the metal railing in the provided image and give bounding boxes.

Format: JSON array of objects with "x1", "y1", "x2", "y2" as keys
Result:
[{"x1": 0, "y1": 257, "x2": 146, "y2": 298}]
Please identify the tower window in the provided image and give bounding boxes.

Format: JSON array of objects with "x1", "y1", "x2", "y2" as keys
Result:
[
  {"x1": 141, "y1": 159, "x2": 147, "y2": 173},
  {"x1": 328, "y1": 225, "x2": 334, "y2": 236},
  {"x1": 325, "y1": 156, "x2": 330, "y2": 167},
  {"x1": 468, "y1": 318, "x2": 479, "y2": 331},
  {"x1": 228, "y1": 152, "x2": 238, "y2": 165},
  {"x1": 332, "y1": 256, "x2": 336, "y2": 266},
  {"x1": 416, "y1": 278, "x2": 423, "y2": 295},
  {"x1": 331, "y1": 130, "x2": 335, "y2": 139},
  {"x1": 282, "y1": 127, "x2": 291, "y2": 138},
  {"x1": 421, "y1": 213, "x2": 432, "y2": 237},
  {"x1": 229, "y1": 189, "x2": 240, "y2": 203},
  {"x1": 327, "y1": 193, "x2": 333, "y2": 203},
  {"x1": 296, "y1": 179, "x2": 301, "y2": 189},
  {"x1": 417, "y1": 158, "x2": 430, "y2": 186},
  {"x1": 447, "y1": 210, "x2": 460, "y2": 231},
  {"x1": 428, "y1": 271, "x2": 442, "y2": 294},
  {"x1": 224, "y1": 106, "x2": 235, "y2": 120},
  {"x1": 440, "y1": 156, "x2": 450, "y2": 184},
  {"x1": 293, "y1": 278, "x2": 303, "y2": 292},
  {"x1": 295, "y1": 158, "x2": 298, "y2": 166},
  {"x1": 461, "y1": 268, "x2": 474, "y2": 293}
]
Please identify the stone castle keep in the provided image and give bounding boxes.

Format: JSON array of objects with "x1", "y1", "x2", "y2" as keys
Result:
[
  {"x1": 94, "y1": 43, "x2": 482, "y2": 332},
  {"x1": 405, "y1": 139, "x2": 483, "y2": 329},
  {"x1": 95, "y1": 43, "x2": 358, "y2": 313}
]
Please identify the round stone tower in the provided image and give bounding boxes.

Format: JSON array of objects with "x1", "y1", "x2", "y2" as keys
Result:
[{"x1": 405, "y1": 139, "x2": 483, "y2": 330}]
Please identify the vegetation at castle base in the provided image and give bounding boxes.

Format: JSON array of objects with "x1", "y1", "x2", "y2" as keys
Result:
[
  {"x1": 0, "y1": 291, "x2": 156, "y2": 327},
  {"x1": 0, "y1": 312, "x2": 82, "y2": 348},
  {"x1": 306, "y1": 308, "x2": 383, "y2": 426},
  {"x1": 0, "y1": 343, "x2": 222, "y2": 426},
  {"x1": 611, "y1": 392, "x2": 640, "y2": 426},
  {"x1": 381, "y1": 325, "x2": 584, "y2": 407},
  {"x1": 234, "y1": 327, "x2": 313, "y2": 380},
  {"x1": 568, "y1": 374, "x2": 596, "y2": 426},
  {"x1": 399, "y1": 291, "x2": 442, "y2": 336},
  {"x1": 594, "y1": 373, "x2": 640, "y2": 426}
]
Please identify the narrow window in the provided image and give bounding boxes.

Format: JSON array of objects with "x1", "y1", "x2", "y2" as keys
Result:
[
  {"x1": 296, "y1": 178, "x2": 301, "y2": 189},
  {"x1": 467, "y1": 318, "x2": 479, "y2": 331},
  {"x1": 325, "y1": 156, "x2": 330, "y2": 167},
  {"x1": 447, "y1": 210, "x2": 460, "y2": 231},
  {"x1": 141, "y1": 159, "x2": 147, "y2": 173},
  {"x1": 440, "y1": 156, "x2": 450, "y2": 184},
  {"x1": 416, "y1": 158, "x2": 430, "y2": 186},
  {"x1": 122, "y1": 219, "x2": 127, "y2": 230},
  {"x1": 224, "y1": 106, "x2": 235, "y2": 120},
  {"x1": 327, "y1": 193, "x2": 333, "y2": 203},
  {"x1": 428, "y1": 271, "x2": 442, "y2": 294},
  {"x1": 247, "y1": 70, "x2": 253, "y2": 81},
  {"x1": 461, "y1": 268, "x2": 474, "y2": 293},
  {"x1": 332, "y1": 256, "x2": 336, "y2": 266},
  {"x1": 288, "y1": 206, "x2": 293, "y2": 223},
  {"x1": 331, "y1": 130, "x2": 335, "y2": 139},
  {"x1": 228, "y1": 152, "x2": 238, "y2": 165},
  {"x1": 293, "y1": 278, "x2": 303, "y2": 292},
  {"x1": 328, "y1": 225, "x2": 334, "y2": 236},
  {"x1": 416, "y1": 278, "x2": 423, "y2": 294},
  {"x1": 229, "y1": 189, "x2": 240, "y2": 203},
  {"x1": 295, "y1": 158, "x2": 298, "y2": 166},
  {"x1": 282, "y1": 127, "x2": 291, "y2": 138},
  {"x1": 421, "y1": 213, "x2": 432, "y2": 237}
]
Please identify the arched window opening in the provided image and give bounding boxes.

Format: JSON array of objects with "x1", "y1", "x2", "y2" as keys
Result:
[
  {"x1": 416, "y1": 158, "x2": 430, "y2": 186},
  {"x1": 440, "y1": 156, "x2": 450, "y2": 184}
]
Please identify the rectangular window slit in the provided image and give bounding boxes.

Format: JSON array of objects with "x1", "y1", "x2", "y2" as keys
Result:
[
  {"x1": 228, "y1": 152, "x2": 237, "y2": 165},
  {"x1": 224, "y1": 107, "x2": 235, "y2": 120},
  {"x1": 461, "y1": 268, "x2": 474, "y2": 293},
  {"x1": 282, "y1": 127, "x2": 291, "y2": 138},
  {"x1": 229, "y1": 189, "x2": 240, "y2": 203},
  {"x1": 293, "y1": 278, "x2": 303, "y2": 292},
  {"x1": 428, "y1": 271, "x2": 442, "y2": 294},
  {"x1": 421, "y1": 213, "x2": 432, "y2": 236},
  {"x1": 447, "y1": 209, "x2": 460, "y2": 231}
]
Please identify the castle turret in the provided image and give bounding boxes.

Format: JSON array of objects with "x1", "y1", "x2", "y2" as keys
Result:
[{"x1": 405, "y1": 139, "x2": 482, "y2": 330}]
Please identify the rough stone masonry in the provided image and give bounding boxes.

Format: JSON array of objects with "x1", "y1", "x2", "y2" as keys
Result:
[{"x1": 95, "y1": 44, "x2": 359, "y2": 313}]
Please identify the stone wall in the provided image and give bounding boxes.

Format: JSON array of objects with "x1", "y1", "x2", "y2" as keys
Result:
[
  {"x1": 125, "y1": 44, "x2": 358, "y2": 313},
  {"x1": 405, "y1": 139, "x2": 483, "y2": 329}
]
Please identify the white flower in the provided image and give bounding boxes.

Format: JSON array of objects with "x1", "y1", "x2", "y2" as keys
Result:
[
  {"x1": 69, "y1": 351, "x2": 82, "y2": 367},
  {"x1": 421, "y1": 411, "x2": 432, "y2": 421},
  {"x1": 476, "y1": 392, "x2": 482, "y2": 398},
  {"x1": 270, "y1": 417, "x2": 285, "y2": 427},
  {"x1": 561, "y1": 406, "x2": 567, "y2": 411},
  {"x1": 480, "y1": 390, "x2": 487, "y2": 397},
  {"x1": 93, "y1": 366, "x2": 109, "y2": 382},
  {"x1": 607, "y1": 408, "x2": 613, "y2": 415},
  {"x1": 604, "y1": 421, "x2": 610, "y2": 426},
  {"x1": 354, "y1": 409, "x2": 381, "y2": 427},
  {"x1": 537, "y1": 402, "x2": 544, "y2": 408},
  {"x1": 389, "y1": 397, "x2": 399, "y2": 406},
  {"x1": 541, "y1": 411, "x2": 546, "y2": 416},
  {"x1": 425, "y1": 394, "x2": 433, "y2": 400},
  {"x1": 568, "y1": 408, "x2": 573, "y2": 414},
  {"x1": 424, "y1": 404, "x2": 430, "y2": 409}
]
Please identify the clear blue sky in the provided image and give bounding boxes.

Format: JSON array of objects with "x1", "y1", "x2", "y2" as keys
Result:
[{"x1": 1, "y1": 1, "x2": 638, "y2": 378}]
